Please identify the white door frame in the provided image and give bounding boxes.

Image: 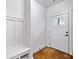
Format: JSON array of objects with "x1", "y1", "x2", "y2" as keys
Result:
[{"x1": 48, "y1": 11, "x2": 73, "y2": 54}]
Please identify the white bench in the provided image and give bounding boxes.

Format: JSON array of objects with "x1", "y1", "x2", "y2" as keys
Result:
[{"x1": 7, "y1": 47, "x2": 30, "y2": 59}]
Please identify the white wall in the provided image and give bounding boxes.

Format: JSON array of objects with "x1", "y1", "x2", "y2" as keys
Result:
[
  {"x1": 31, "y1": 0, "x2": 47, "y2": 53},
  {"x1": 6, "y1": 0, "x2": 26, "y2": 19},
  {"x1": 47, "y1": 0, "x2": 73, "y2": 55}
]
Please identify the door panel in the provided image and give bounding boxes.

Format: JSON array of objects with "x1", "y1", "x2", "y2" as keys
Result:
[
  {"x1": 50, "y1": 13, "x2": 69, "y2": 53},
  {"x1": 6, "y1": 20, "x2": 15, "y2": 48},
  {"x1": 15, "y1": 21, "x2": 25, "y2": 47}
]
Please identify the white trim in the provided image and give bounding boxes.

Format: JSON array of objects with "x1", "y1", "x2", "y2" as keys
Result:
[
  {"x1": 32, "y1": 45, "x2": 47, "y2": 54},
  {"x1": 6, "y1": 16, "x2": 25, "y2": 22}
]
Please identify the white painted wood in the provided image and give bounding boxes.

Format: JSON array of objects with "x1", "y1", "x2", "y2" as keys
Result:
[
  {"x1": 7, "y1": 47, "x2": 30, "y2": 59},
  {"x1": 6, "y1": 0, "x2": 26, "y2": 18},
  {"x1": 6, "y1": 16, "x2": 25, "y2": 22},
  {"x1": 25, "y1": 0, "x2": 31, "y2": 48},
  {"x1": 50, "y1": 13, "x2": 69, "y2": 53},
  {"x1": 6, "y1": 20, "x2": 15, "y2": 48},
  {"x1": 20, "y1": 54, "x2": 29, "y2": 59},
  {"x1": 15, "y1": 21, "x2": 25, "y2": 47},
  {"x1": 6, "y1": 17, "x2": 26, "y2": 48}
]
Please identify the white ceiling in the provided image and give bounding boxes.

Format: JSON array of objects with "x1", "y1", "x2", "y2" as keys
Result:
[{"x1": 35, "y1": 0, "x2": 64, "y2": 8}]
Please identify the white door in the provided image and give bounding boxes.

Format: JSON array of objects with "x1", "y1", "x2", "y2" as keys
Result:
[{"x1": 50, "y1": 13, "x2": 69, "y2": 53}]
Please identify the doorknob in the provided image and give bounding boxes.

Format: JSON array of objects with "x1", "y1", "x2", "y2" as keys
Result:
[
  {"x1": 66, "y1": 31, "x2": 68, "y2": 33},
  {"x1": 64, "y1": 34, "x2": 68, "y2": 36},
  {"x1": 66, "y1": 34, "x2": 68, "y2": 36}
]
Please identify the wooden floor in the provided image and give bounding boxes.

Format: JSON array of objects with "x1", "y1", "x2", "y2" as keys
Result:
[{"x1": 33, "y1": 47, "x2": 73, "y2": 59}]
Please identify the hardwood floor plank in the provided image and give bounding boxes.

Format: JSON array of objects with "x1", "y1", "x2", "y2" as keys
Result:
[{"x1": 33, "y1": 47, "x2": 73, "y2": 59}]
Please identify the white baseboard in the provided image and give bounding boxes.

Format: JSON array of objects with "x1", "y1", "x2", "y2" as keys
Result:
[
  {"x1": 30, "y1": 57, "x2": 33, "y2": 59},
  {"x1": 33, "y1": 45, "x2": 47, "y2": 53},
  {"x1": 69, "y1": 49, "x2": 73, "y2": 55}
]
